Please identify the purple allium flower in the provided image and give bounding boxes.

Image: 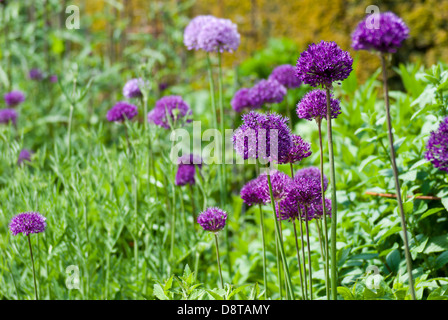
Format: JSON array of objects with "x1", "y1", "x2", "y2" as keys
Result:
[
  {"x1": 295, "y1": 166, "x2": 329, "y2": 192},
  {"x1": 106, "y1": 101, "x2": 138, "y2": 122},
  {"x1": 249, "y1": 79, "x2": 287, "y2": 108},
  {"x1": 148, "y1": 95, "x2": 192, "y2": 129},
  {"x1": 197, "y1": 18, "x2": 240, "y2": 53},
  {"x1": 0, "y1": 108, "x2": 18, "y2": 125},
  {"x1": 280, "y1": 134, "x2": 312, "y2": 164},
  {"x1": 257, "y1": 171, "x2": 293, "y2": 202},
  {"x1": 296, "y1": 41, "x2": 353, "y2": 88},
  {"x1": 49, "y1": 75, "x2": 58, "y2": 83},
  {"x1": 184, "y1": 15, "x2": 217, "y2": 50},
  {"x1": 269, "y1": 64, "x2": 302, "y2": 89},
  {"x1": 28, "y1": 68, "x2": 43, "y2": 81},
  {"x1": 175, "y1": 154, "x2": 203, "y2": 186},
  {"x1": 289, "y1": 176, "x2": 322, "y2": 205},
  {"x1": 231, "y1": 88, "x2": 252, "y2": 112},
  {"x1": 275, "y1": 191, "x2": 308, "y2": 221},
  {"x1": 4, "y1": 90, "x2": 25, "y2": 107},
  {"x1": 240, "y1": 177, "x2": 267, "y2": 206},
  {"x1": 123, "y1": 78, "x2": 146, "y2": 99},
  {"x1": 233, "y1": 111, "x2": 292, "y2": 163},
  {"x1": 296, "y1": 89, "x2": 341, "y2": 121},
  {"x1": 18, "y1": 149, "x2": 33, "y2": 166},
  {"x1": 9, "y1": 212, "x2": 47, "y2": 236},
  {"x1": 425, "y1": 117, "x2": 448, "y2": 173},
  {"x1": 159, "y1": 82, "x2": 169, "y2": 92},
  {"x1": 352, "y1": 12, "x2": 409, "y2": 54},
  {"x1": 197, "y1": 207, "x2": 227, "y2": 233},
  {"x1": 309, "y1": 198, "x2": 332, "y2": 219}
]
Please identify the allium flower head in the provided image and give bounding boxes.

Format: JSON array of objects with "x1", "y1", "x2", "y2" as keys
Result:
[
  {"x1": 425, "y1": 117, "x2": 448, "y2": 173},
  {"x1": 269, "y1": 64, "x2": 302, "y2": 89},
  {"x1": 296, "y1": 41, "x2": 353, "y2": 88},
  {"x1": 275, "y1": 192, "x2": 307, "y2": 221},
  {"x1": 257, "y1": 171, "x2": 293, "y2": 202},
  {"x1": 9, "y1": 212, "x2": 47, "y2": 236},
  {"x1": 4, "y1": 90, "x2": 25, "y2": 107},
  {"x1": 106, "y1": 101, "x2": 138, "y2": 122},
  {"x1": 231, "y1": 88, "x2": 252, "y2": 112},
  {"x1": 49, "y1": 75, "x2": 58, "y2": 83},
  {"x1": 197, "y1": 207, "x2": 227, "y2": 233},
  {"x1": 240, "y1": 177, "x2": 267, "y2": 206},
  {"x1": 197, "y1": 18, "x2": 240, "y2": 53},
  {"x1": 175, "y1": 154, "x2": 203, "y2": 186},
  {"x1": 123, "y1": 78, "x2": 146, "y2": 99},
  {"x1": 296, "y1": 89, "x2": 341, "y2": 121},
  {"x1": 18, "y1": 149, "x2": 33, "y2": 166},
  {"x1": 289, "y1": 176, "x2": 322, "y2": 205},
  {"x1": 148, "y1": 95, "x2": 192, "y2": 129},
  {"x1": 0, "y1": 108, "x2": 18, "y2": 125},
  {"x1": 249, "y1": 79, "x2": 287, "y2": 108},
  {"x1": 184, "y1": 15, "x2": 217, "y2": 50},
  {"x1": 352, "y1": 12, "x2": 409, "y2": 53},
  {"x1": 280, "y1": 134, "x2": 312, "y2": 164},
  {"x1": 309, "y1": 198, "x2": 332, "y2": 219},
  {"x1": 29, "y1": 68, "x2": 43, "y2": 81},
  {"x1": 233, "y1": 111, "x2": 292, "y2": 163},
  {"x1": 295, "y1": 166, "x2": 329, "y2": 192}
]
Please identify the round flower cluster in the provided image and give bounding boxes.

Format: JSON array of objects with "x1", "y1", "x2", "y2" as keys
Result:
[
  {"x1": 352, "y1": 12, "x2": 409, "y2": 53},
  {"x1": 148, "y1": 95, "x2": 192, "y2": 130},
  {"x1": 249, "y1": 79, "x2": 287, "y2": 108},
  {"x1": 29, "y1": 68, "x2": 44, "y2": 81},
  {"x1": 425, "y1": 117, "x2": 448, "y2": 173},
  {"x1": 184, "y1": 15, "x2": 240, "y2": 53},
  {"x1": 295, "y1": 166, "x2": 329, "y2": 192},
  {"x1": 4, "y1": 90, "x2": 25, "y2": 107},
  {"x1": 296, "y1": 41, "x2": 353, "y2": 88},
  {"x1": 197, "y1": 207, "x2": 228, "y2": 233},
  {"x1": 269, "y1": 64, "x2": 302, "y2": 89},
  {"x1": 9, "y1": 212, "x2": 47, "y2": 236},
  {"x1": 296, "y1": 89, "x2": 341, "y2": 121},
  {"x1": 0, "y1": 108, "x2": 18, "y2": 125},
  {"x1": 18, "y1": 149, "x2": 33, "y2": 166},
  {"x1": 175, "y1": 154, "x2": 203, "y2": 186},
  {"x1": 240, "y1": 177, "x2": 266, "y2": 206},
  {"x1": 106, "y1": 101, "x2": 138, "y2": 122},
  {"x1": 231, "y1": 88, "x2": 252, "y2": 112},
  {"x1": 123, "y1": 78, "x2": 146, "y2": 99},
  {"x1": 280, "y1": 134, "x2": 312, "y2": 164}
]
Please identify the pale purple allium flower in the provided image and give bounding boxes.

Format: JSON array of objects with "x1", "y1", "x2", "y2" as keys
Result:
[
  {"x1": 49, "y1": 75, "x2": 58, "y2": 83},
  {"x1": 184, "y1": 15, "x2": 217, "y2": 50},
  {"x1": 28, "y1": 68, "x2": 43, "y2": 81},
  {"x1": 175, "y1": 154, "x2": 202, "y2": 186},
  {"x1": 269, "y1": 64, "x2": 302, "y2": 89},
  {"x1": 296, "y1": 41, "x2": 353, "y2": 88},
  {"x1": 249, "y1": 79, "x2": 287, "y2": 108},
  {"x1": 197, "y1": 17, "x2": 240, "y2": 53},
  {"x1": 197, "y1": 207, "x2": 227, "y2": 233},
  {"x1": 295, "y1": 166, "x2": 329, "y2": 192},
  {"x1": 257, "y1": 171, "x2": 293, "y2": 202},
  {"x1": 4, "y1": 90, "x2": 25, "y2": 107},
  {"x1": 0, "y1": 108, "x2": 18, "y2": 125},
  {"x1": 106, "y1": 101, "x2": 138, "y2": 122},
  {"x1": 275, "y1": 192, "x2": 307, "y2": 221},
  {"x1": 123, "y1": 78, "x2": 146, "y2": 99},
  {"x1": 240, "y1": 176, "x2": 267, "y2": 206},
  {"x1": 280, "y1": 134, "x2": 312, "y2": 164},
  {"x1": 425, "y1": 117, "x2": 448, "y2": 173},
  {"x1": 18, "y1": 149, "x2": 32, "y2": 166},
  {"x1": 296, "y1": 89, "x2": 341, "y2": 121},
  {"x1": 233, "y1": 111, "x2": 292, "y2": 163},
  {"x1": 309, "y1": 198, "x2": 332, "y2": 219},
  {"x1": 148, "y1": 95, "x2": 192, "y2": 129},
  {"x1": 289, "y1": 176, "x2": 322, "y2": 205},
  {"x1": 352, "y1": 12, "x2": 409, "y2": 53},
  {"x1": 231, "y1": 88, "x2": 252, "y2": 112},
  {"x1": 9, "y1": 212, "x2": 47, "y2": 236}
]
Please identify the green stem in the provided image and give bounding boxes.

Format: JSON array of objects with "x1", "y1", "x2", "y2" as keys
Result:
[
  {"x1": 258, "y1": 204, "x2": 268, "y2": 299},
  {"x1": 292, "y1": 220, "x2": 306, "y2": 300},
  {"x1": 67, "y1": 105, "x2": 74, "y2": 161},
  {"x1": 214, "y1": 234, "x2": 224, "y2": 289},
  {"x1": 304, "y1": 206, "x2": 313, "y2": 300},
  {"x1": 325, "y1": 86, "x2": 338, "y2": 300},
  {"x1": 275, "y1": 225, "x2": 283, "y2": 300},
  {"x1": 298, "y1": 205, "x2": 308, "y2": 300},
  {"x1": 380, "y1": 54, "x2": 415, "y2": 300},
  {"x1": 27, "y1": 235, "x2": 38, "y2": 300},
  {"x1": 279, "y1": 220, "x2": 290, "y2": 299}
]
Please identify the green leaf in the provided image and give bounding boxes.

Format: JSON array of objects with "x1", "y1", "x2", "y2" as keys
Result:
[
  {"x1": 435, "y1": 251, "x2": 448, "y2": 269},
  {"x1": 378, "y1": 226, "x2": 402, "y2": 244},
  {"x1": 206, "y1": 289, "x2": 224, "y2": 300},
  {"x1": 337, "y1": 286, "x2": 355, "y2": 300},
  {"x1": 153, "y1": 284, "x2": 169, "y2": 300},
  {"x1": 424, "y1": 235, "x2": 448, "y2": 254},
  {"x1": 420, "y1": 207, "x2": 445, "y2": 220},
  {"x1": 442, "y1": 198, "x2": 448, "y2": 211}
]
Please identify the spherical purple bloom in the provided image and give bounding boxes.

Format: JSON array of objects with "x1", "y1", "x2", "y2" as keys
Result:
[
  {"x1": 106, "y1": 101, "x2": 138, "y2": 122},
  {"x1": 257, "y1": 171, "x2": 293, "y2": 203},
  {"x1": 352, "y1": 12, "x2": 409, "y2": 54},
  {"x1": 175, "y1": 154, "x2": 203, "y2": 186},
  {"x1": 295, "y1": 166, "x2": 329, "y2": 192},
  {"x1": 296, "y1": 41, "x2": 353, "y2": 88},
  {"x1": 197, "y1": 18, "x2": 240, "y2": 53},
  {"x1": 296, "y1": 89, "x2": 341, "y2": 122},
  {"x1": 9, "y1": 212, "x2": 47, "y2": 236},
  {"x1": 0, "y1": 108, "x2": 18, "y2": 125},
  {"x1": 289, "y1": 176, "x2": 322, "y2": 205},
  {"x1": 18, "y1": 149, "x2": 32, "y2": 166},
  {"x1": 249, "y1": 79, "x2": 287, "y2": 108},
  {"x1": 233, "y1": 111, "x2": 292, "y2": 163},
  {"x1": 309, "y1": 198, "x2": 332, "y2": 219},
  {"x1": 425, "y1": 117, "x2": 448, "y2": 173},
  {"x1": 275, "y1": 192, "x2": 308, "y2": 221},
  {"x1": 231, "y1": 88, "x2": 252, "y2": 112},
  {"x1": 184, "y1": 15, "x2": 217, "y2": 50},
  {"x1": 159, "y1": 82, "x2": 169, "y2": 92},
  {"x1": 4, "y1": 90, "x2": 25, "y2": 107},
  {"x1": 29, "y1": 68, "x2": 43, "y2": 81},
  {"x1": 49, "y1": 75, "x2": 58, "y2": 83},
  {"x1": 148, "y1": 95, "x2": 192, "y2": 129},
  {"x1": 123, "y1": 78, "x2": 146, "y2": 99},
  {"x1": 269, "y1": 64, "x2": 302, "y2": 89},
  {"x1": 280, "y1": 134, "x2": 312, "y2": 164},
  {"x1": 240, "y1": 177, "x2": 266, "y2": 206},
  {"x1": 197, "y1": 207, "x2": 227, "y2": 233}
]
